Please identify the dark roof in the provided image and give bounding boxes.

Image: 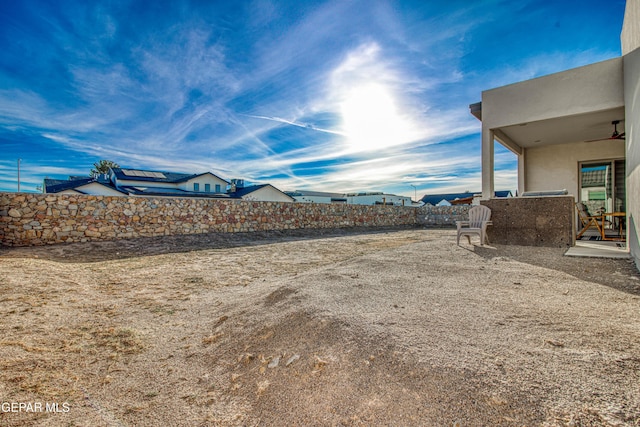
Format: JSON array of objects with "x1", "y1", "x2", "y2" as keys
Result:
[
  {"x1": 45, "y1": 177, "x2": 95, "y2": 193},
  {"x1": 111, "y1": 168, "x2": 229, "y2": 184},
  {"x1": 44, "y1": 177, "x2": 127, "y2": 195},
  {"x1": 420, "y1": 192, "x2": 476, "y2": 205},
  {"x1": 118, "y1": 186, "x2": 230, "y2": 198},
  {"x1": 421, "y1": 190, "x2": 512, "y2": 205},
  {"x1": 229, "y1": 184, "x2": 268, "y2": 198},
  {"x1": 111, "y1": 168, "x2": 193, "y2": 183},
  {"x1": 495, "y1": 190, "x2": 512, "y2": 198}
]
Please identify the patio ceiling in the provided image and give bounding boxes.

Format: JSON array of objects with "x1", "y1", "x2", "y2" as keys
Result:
[{"x1": 495, "y1": 107, "x2": 625, "y2": 149}]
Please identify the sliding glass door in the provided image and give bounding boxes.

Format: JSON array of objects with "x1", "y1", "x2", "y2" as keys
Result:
[{"x1": 579, "y1": 159, "x2": 626, "y2": 225}]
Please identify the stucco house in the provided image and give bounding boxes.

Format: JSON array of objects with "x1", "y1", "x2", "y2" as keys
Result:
[
  {"x1": 110, "y1": 168, "x2": 231, "y2": 197},
  {"x1": 471, "y1": 1, "x2": 640, "y2": 269},
  {"x1": 44, "y1": 167, "x2": 294, "y2": 203}
]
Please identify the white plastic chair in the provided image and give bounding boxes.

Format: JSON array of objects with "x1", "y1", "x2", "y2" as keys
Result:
[{"x1": 456, "y1": 205, "x2": 492, "y2": 246}]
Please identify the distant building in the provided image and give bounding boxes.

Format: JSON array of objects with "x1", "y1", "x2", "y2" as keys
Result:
[
  {"x1": 346, "y1": 192, "x2": 412, "y2": 206},
  {"x1": 287, "y1": 190, "x2": 412, "y2": 206},
  {"x1": 421, "y1": 191, "x2": 512, "y2": 207},
  {"x1": 286, "y1": 190, "x2": 347, "y2": 204},
  {"x1": 43, "y1": 167, "x2": 294, "y2": 203}
]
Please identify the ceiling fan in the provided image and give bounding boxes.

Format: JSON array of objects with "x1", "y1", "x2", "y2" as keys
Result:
[{"x1": 586, "y1": 120, "x2": 625, "y2": 142}]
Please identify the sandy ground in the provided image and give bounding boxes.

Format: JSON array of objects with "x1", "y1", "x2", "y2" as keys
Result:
[{"x1": 1, "y1": 228, "x2": 639, "y2": 427}]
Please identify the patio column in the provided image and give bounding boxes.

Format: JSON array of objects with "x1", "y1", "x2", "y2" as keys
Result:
[
  {"x1": 481, "y1": 127, "x2": 495, "y2": 200},
  {"x1": 518, "y1": 148, "x2": 526, "y2": 196}
]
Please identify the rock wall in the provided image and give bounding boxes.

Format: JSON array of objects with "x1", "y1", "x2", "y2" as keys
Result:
[
  {"x1": 481, "y1": 196, "x2": 575, "y2": 247},
  {"x1": 5, "y1": 192, "x2": 569, "y2": 247},
  {"x1": 0, "y1": 192, "x2": 421, "y2": 246},
  {"x1": 417, "y1": 205, "x2": 470, "y2": 227}
]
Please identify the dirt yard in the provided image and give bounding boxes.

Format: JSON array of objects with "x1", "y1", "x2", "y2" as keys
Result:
[{"x1": 1, "y1": 228, "x2": 639, "y2": 426}]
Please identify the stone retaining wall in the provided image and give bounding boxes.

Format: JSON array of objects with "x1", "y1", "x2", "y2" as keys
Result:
[
  {"x1": 3, "y1": 192, "x2": 567, "y2": 247},
  {"x1": 481, "y1": 196, "x2": 575, "y2": 247},
  {"x1": 416, "y1": 205, "x2": 470, "y2": 227},
  {"x1": 1, "y1": 192, "x2": 423, "y2": 246}
]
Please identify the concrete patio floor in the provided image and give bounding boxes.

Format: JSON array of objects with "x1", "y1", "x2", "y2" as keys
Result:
[{"x1": 565, "y1": 240, "x2": 630, "y2": 259}]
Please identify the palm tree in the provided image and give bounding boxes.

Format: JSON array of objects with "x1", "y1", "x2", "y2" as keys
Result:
[{"x1": 90, "y1": 160, "x2": 119, "y2": 177}]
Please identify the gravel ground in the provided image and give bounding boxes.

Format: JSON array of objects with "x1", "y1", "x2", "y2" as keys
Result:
[{"x1": 1, "y1": 228, "x2": 639, "y2": 426}]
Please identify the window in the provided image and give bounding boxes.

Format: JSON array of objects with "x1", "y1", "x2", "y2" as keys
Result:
[
  {"x1": 579, "y1": 159, "x2": 625, "y2": 214},
  {"x1": 193, "y1": 183, "x2": 200, "y2": 192},
  {"x1": 204, "y1": 183, "x2": 210, "y2": 192},
  {"x1": 215, "y1": 184, "x2": 221, "y2": 192}
]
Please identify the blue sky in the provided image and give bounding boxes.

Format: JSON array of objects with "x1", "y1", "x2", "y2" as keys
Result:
[{"x1": 0, "y1": 0, "x2": 626, "y2": 197}]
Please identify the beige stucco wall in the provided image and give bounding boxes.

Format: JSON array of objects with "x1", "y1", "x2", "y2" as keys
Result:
[
  {"x1": 241, "y1": 186, "x2": 293, "y2": 202},
  {"x1": 77, "y1": 182, "x2": 126, "y2": 196},
  {"x1": 179, "y1": 175, "x2": 228, "y2": 192},
  {"x1": 524, "y1": 140, "x2": 625, "y2": 198},
  {"x1": 624, "y1": 47, "x2": 640, "y2": 269},
  {"x1": 622, "y1": 0, "x2": 640, "y2": 55},
  {"x1": 481, "y1": 58, "x2": 624, "y2": 130}
]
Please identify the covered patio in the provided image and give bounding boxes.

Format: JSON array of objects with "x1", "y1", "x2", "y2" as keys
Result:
[{"x1": 470, "y1": 55, "x2": 630, "y2": 253}]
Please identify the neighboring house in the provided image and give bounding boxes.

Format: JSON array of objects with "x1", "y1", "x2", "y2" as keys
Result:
[
  {"x1": 287, "y1": 190, "x2": 412, "y2": 206},
  {"x1": 230, "y1": 183, "x2": 295, "y2": 203},
  {"x1": 44, "y1": 167, "x2": 293, "y2": 203},
  {"x1": 421, "y1": 191, "x2": 512, "y2": 207},
  {"x1": 470, "y1": 1, "x2": 640, "y2": 268},
  {"x1": 110, "y1": 168, "x2": 230, "y2": 197},
  {"x1": 43, "y1": 175, "x2": 127, "y2": 196}
]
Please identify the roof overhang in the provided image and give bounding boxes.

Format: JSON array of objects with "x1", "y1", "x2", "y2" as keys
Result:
[
  {"x1": 470, "y1": 104, "x2": 626, "y2": 149},
  {"x1": 470, "y1": 57, "x2": 625, "y2": 151}
]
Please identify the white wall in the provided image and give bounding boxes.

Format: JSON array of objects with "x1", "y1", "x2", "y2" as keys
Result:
[
  {"x1": 293, "y1": 195, "x2": 335, "y2": 203},
  {"x1": 179, "y1": 175, "x2": 228, "y2": 192},
  {"x1": 524, "y1": 140, "x2": 625, "y2": 197},
  {"x1": 346, "y1": 194, "x2": 412, "y2": 206},
  {"x1": 482, "y1": 58, "x2": 624, "y2": 130},
  {"x1": 77, "y1": 182, "x2": 127, "y2": 196},
  {"x1": 241, "y1": 186, "x2": 293, "y2": 202},
  {"x1": 624, "y1": 47, "x2": 640, "y2": 269},
  {"x1": 622, "y1": 0, "x2": 640, "y2": 55}
]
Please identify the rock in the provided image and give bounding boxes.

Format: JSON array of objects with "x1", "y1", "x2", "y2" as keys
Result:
[
  {"x1": 285, "y1": 354, "x2": 300, "y2": 366},
  {"x1": 267, "y1": 356, "x2": 280, "y2": 368},
  {"x1": 8, "y1": 208, "x2": 21, "y2": 218}
]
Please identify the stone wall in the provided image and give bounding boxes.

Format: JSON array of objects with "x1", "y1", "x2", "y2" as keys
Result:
[
  {"x1": 3, "y1": 192, "x2": 570, "y2": 247},
  {"x1": 417, "y1": 205, "x2": 470, "y2": 227},
  {"x1": 0, "y1": 192, "x2": 420, "y2": 246},
  {"x1": 481, "y1": 196, "x2": 575, "y2": 247}
]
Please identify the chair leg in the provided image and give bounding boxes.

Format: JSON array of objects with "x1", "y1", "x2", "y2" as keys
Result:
[
  {"x1": 482, "y1": 232, "x2": 489, "y2": 246},
  {"x1": 466, "y1": 235, "x2": 471, "y2": 245}
]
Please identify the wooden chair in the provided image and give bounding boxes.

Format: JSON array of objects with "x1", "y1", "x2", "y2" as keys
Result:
[
  {"x1": 456, "y1": 205, "x2": 492, "y2": 246},
  {"x1": 575, "y1": 202, "x2": 604, "y2": 239}
]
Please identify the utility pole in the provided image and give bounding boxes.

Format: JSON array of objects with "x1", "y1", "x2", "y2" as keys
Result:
[
  {"x1": 410, "y1": 184, "x2": 417, "y2": 202},
  {"x1": 17, "y1": 158, "x2": 21, "y2": 192}
]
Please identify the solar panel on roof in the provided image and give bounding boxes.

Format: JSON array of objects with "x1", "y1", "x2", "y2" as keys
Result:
[{"x1": 121, "y1": 169, "x2": 166, "y2": 179}]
